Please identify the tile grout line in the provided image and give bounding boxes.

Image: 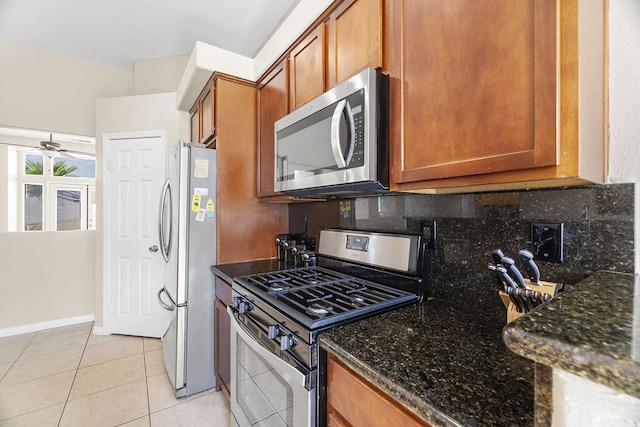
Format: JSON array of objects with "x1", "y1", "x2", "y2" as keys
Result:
[
  {"x1": 56, "y1": 323, "x2": 93, "y2": 427},
  {"x1": 112, "y1": 338, "x2": 153, "y2": 427},
  {"x1": 0, "y1": 332, "x2": 40, "y2": 424},
  {"x1": 143, "y1": 338, "x2": 152, "y2": 421},
  {"x1": 0, "y1": 330, "x2": 38, "y2": 384},
  {"x1": 2, "y1": 326, "x2": 186, "y2": 426}
]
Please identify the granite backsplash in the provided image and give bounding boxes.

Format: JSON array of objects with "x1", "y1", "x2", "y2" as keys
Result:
[{"x1": 289, "y1": 184, "x2": 635, "y2": 318}]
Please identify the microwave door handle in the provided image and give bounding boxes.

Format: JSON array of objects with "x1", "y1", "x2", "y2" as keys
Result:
[
  {"x1": 276, "y1": 154, "x2": 287, "y2": 181},
  {"x1": 330, "y1": 99, "x2": 356, "y2": 168},
  {"x1": 343, "y1": 101, "x2": 356, "y2": 165}
]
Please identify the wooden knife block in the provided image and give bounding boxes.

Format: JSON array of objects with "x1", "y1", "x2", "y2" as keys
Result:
[{"x1": 498, "y1": 279, "x2": 560, "y2": 323}]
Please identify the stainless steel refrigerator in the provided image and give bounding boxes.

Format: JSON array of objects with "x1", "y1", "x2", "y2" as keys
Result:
[{"x1": 157, "y1": 140, "x2": 217, "y2": 397}]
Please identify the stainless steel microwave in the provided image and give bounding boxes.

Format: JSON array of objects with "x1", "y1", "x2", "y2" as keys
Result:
[{"x1": 274, "y1": 68, "x2": 388, "y2": 197}]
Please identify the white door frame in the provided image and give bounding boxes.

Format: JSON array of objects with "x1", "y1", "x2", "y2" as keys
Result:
[{"x1": 101, "y1": 129, "x2": 165, "y2": 336}]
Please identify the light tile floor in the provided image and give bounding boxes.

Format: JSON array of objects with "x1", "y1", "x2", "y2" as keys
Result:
[{"x1": 0, "y1": 322, "x2": 230, "y2": 426}]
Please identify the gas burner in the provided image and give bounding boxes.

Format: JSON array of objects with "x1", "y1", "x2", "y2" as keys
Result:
[
  {"x1": 307, "y1": 301, "x2": 333, "y2": 315},
  {"x1": 350, "y1": 294, "x2": 365, "y2": 304},
  {"x1": 269, "y1": 283, "x2": 288, "y2": 292}
]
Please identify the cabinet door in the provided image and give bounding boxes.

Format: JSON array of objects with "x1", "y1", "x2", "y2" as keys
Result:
[
  {"x1": 289, "y1": 24, "x2": 326, "y2": 110},
  {"x1": 190, "y1": 106, "x2": 200, "y2": 143},
  {"x1": 200, "y1": 81, "x2": 216, "y2": 146},
  {"x1": 326, "y1": 0, "x2": 382, "y2": 88},
  {"x1": 215, "y1": 277, "x2": 232, "y2": 396},
  {"x1": 390, "y1": 0, "x2": 557, "y2": 184},
  {"x1": 327, "y1": 354, "x2": 428, "y2": 426},
  {"x1": 257, "y1": 61, "x2": 288, "y2": 198},
  {"x1": 214, "y1": 298, "x2": 230, "y2": 395}
]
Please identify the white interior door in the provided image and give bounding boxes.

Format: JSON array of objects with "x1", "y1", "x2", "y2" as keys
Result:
[{"x1": 104, "y1": 132, "x2": 172, "y2": 338}]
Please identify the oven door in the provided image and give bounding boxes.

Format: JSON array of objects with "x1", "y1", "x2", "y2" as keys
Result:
[{"x1": 228, "y1": 307, "x2": 315, "y2": 427}]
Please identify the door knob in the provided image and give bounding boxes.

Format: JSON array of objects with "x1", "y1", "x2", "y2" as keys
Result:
[{"x1": 149, "y1": 245, "x2": 159, "y2": 252}]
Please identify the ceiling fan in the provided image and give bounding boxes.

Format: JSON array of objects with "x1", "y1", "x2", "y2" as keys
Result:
[{"x1": 38, "y1": 134, "x2": 95, "y2": 159}]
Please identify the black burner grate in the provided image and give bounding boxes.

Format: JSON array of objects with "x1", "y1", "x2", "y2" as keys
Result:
[{"x1": 235, "y1": 266, "x2": 416, "y2": 328}]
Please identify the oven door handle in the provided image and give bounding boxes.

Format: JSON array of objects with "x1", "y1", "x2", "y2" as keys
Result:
[{"x1": 227, "y1": 307, "x2": 311, "y2": 389}]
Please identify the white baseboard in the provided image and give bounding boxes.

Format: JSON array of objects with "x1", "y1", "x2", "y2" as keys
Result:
[
  {"x1": 0, "y1": 314, "x2": 95, "y2": 338},
  {"x1": 92, "y1": 326, "x2": 108, "y2": 336}
]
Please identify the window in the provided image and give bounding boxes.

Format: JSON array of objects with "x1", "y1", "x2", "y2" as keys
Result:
[{"x1": 18, "y1": 151, "x2": 96, "y2": 231}]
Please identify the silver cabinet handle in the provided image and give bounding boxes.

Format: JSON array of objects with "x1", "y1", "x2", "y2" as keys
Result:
[
  {"x1": 330, "y1": 99, "x2": 356, "y2": 169},
  {"x1": 149, "y1": 245, "x2": 158, "y2": 252}
]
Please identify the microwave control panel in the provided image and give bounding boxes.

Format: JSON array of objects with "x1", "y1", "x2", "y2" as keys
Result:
[{"x1": 347, "y1": 89, "x2": 365, "y2": 169}]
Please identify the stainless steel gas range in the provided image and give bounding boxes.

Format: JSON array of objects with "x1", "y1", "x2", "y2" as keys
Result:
[{"x1": 227, "y1": 229, "x2": 430, "y2": 427}]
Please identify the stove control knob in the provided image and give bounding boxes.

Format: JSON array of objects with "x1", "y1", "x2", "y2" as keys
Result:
[
  {"x1": 231, "y1": 296, "x2": 240, "y2": 309},
  {"x1": 280, "y1": 334, "x2": 298, "y2": 351},
  {"x1": 268, "y1": 324, "x2": 284, "y2": 339},
  {"x1": 238, "y1": 300, "x2": 254, "y2": 314}
]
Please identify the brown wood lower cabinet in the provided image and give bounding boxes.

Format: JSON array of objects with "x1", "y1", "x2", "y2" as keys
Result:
[
  {"x1": 326, "y1": 353, "x2": 429, "y2": 427},
  {"x1": 215, "y1": 276, "x2": 232, "y2": 397}
]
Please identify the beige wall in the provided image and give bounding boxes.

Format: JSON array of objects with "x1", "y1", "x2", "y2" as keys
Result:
[
  {"x1": 0, "y1": 231, "x2": 96, "y2": 329},
  {"x1": 94, "y1": 92, "x2": 188, "y2": 329},
  {"x1": 134, "y1": 55, "x2": 190, "y2": 95},
  {"x1": 0, "y1": 40, "x2": 134, "y2": 332},
  {"x1": 0, "y1": 40, "x2": 134, "y2": 136},
  {"x1": 607, "y1": 0, "x2": 640, "y2": 273},
  {"x1": 0, "y1": 43, "x2": 190, "y2": 333}
]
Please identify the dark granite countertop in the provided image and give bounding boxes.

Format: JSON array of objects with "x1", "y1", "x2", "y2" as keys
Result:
[
  {"x1": 503, "y1": 270, "x2": 640, "y2": 399},
  {"x1": 212, "y1": 259, "x2": 535, "y2": 426},
  {"x1": 211, "y1": 259, "x2": 286, "y2": 283},
  {"x1": 319, "y1": 299, "x2": 534, "y2": 427}
]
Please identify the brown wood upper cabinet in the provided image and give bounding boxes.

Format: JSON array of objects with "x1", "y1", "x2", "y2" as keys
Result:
[
  {"x1": 188, "y1": 72, "x2": 288, "y2": 260},
  {"x1": 326, "y1": 0, "x2": 383, "y2": 88},
  {"x1": 213, "y1": 73, "x2": 288, "y2": 263},
  {"x1": 190, "y1": 77, "x2": 216, "y2": 147},
  {"x1": 257, "y1": 62, "x2": 288, "y2": 198},
  {"x1": 289, "y1": 24, "x2": 326, "y2": 111},
  {"x1": 256, "y1": 0, "x2": 384, "y2": 199},
  {"x1": 388, "y1": 0, "x2": 605, "y2": 193}
]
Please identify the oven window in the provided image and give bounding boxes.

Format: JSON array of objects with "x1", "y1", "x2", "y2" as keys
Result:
[{"x1": 236, "y1": 338, "x2": 294, "y2": 426}]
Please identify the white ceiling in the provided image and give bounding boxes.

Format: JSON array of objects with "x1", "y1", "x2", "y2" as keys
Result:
[{"x1": 0, "y1": 0, "x2": 298, "y2": 70}]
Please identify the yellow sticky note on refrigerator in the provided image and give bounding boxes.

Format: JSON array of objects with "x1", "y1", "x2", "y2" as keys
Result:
[
  {"x1": 206, "y1": 199, "x2": 215, "y2": 217},
  {"x1": 191, "y1": 193, "x2": 201, "y2": 212}
]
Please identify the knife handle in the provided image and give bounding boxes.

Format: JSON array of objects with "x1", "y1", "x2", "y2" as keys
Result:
[
  {"x1": 488, "y1": 264, "x2": 506, "y2": 291},
  {"x1": 518, "y1": 249, "x2": 541, "y2": 283},
  {"x1": 496, "y1": 265, "x2": 516, "y2": 289},
  {"x1": 501, "y1": 256, "x2": 531, "y2": 290},
  {"x1": 491, "y1": 249, "x2": 505, "y2": 265}
]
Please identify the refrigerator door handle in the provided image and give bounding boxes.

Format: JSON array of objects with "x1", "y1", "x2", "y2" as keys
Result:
[
  {"x1": 158, "y1": 286, "x2": 176, "y2": 311},
  {"x1": 158, "y1": 178, "x2": 173, "y2": 262}
]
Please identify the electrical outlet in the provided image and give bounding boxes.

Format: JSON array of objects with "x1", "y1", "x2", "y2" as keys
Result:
[
  {"x1": 531, "y1": 222, "x2": 563, "y2": 263},
  {"x1": 419, "y1": 220, "x2": 437, "y2": 250}
]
